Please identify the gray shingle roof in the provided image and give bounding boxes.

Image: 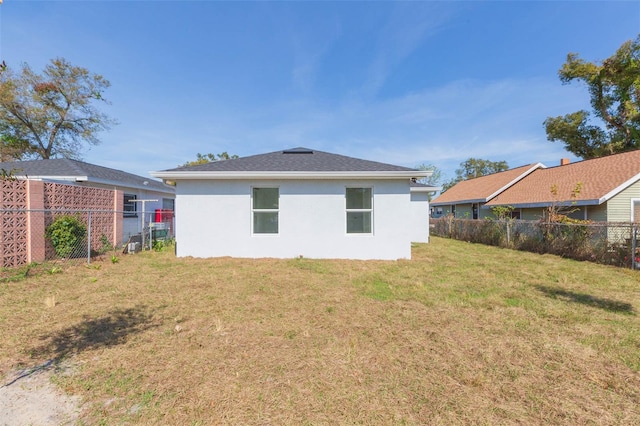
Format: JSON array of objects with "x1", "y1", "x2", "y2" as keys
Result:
[
  {"x1": 164, "y1": 148, "x2": 417, "y2": 173},
  {"x1": 0, "y1": 158, "x2": 172, "y2": 193}
]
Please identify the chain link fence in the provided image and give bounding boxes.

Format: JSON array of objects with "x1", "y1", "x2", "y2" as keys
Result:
[
  {"x1": 0, "y1": 209, "x2": 174, "y2": 273},
  {"x1": 432, "y1": 217, "x2": 639, "y2": 269}
]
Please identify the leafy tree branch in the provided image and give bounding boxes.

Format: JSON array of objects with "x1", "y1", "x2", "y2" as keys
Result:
[
  {"x1": 0, "y1": 58, "x2": 116, "y2": 160},
  {"x1": 181, "y1": 152, "x2": 238, "y2": 167},
  {"x1": 442, "y1": 158, "x2": 508, "y2": 192},
  {"x1": 544, "y1": 35, "x2": 640, "y2": 158}
]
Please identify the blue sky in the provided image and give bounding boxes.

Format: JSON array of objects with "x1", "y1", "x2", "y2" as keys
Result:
[{"x1": 1, "y1": 1, "x2": 638, "y2": 184}]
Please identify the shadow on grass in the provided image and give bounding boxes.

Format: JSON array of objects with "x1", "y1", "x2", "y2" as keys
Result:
[
  {"x1": 2, "y1": 306, "x2": 159, "y2": 387},
  {"x1": 536, "y1": 285, "x2": 635, "y2": 315},
  {"x1": 33, "y1": 305, "x2": 158, "y2": 360}
]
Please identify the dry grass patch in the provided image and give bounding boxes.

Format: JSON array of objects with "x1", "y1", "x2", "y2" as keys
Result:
[{"x1": 1, "y1": 238, "x2": 639, "y2": 424}]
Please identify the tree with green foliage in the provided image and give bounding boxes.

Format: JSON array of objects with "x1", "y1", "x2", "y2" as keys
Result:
[
  {"x1": 415, "y1": 163, "x2": 443, "y2": 200},
  {"x1": 1, "y1": 167, "x2": 16, "y2": 180},
  {"x1": 182, "y1": 152, "x2": 238, "y2": 167},
  {"x1": 544, "y1": 35, "x2": 640, "y2": 159},
  {"x1": 441, "y1": 158, "x2": 509, "y2": 192},
  {"x1": 416, "y1": 163, "x2": 443, "y2": 187},
  {"x1": 0, "y1": 58, "x2": 115, "y2": 161}
]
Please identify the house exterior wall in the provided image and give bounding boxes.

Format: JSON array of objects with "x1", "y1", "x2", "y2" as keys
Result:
[
  {"x1": 432, "y1": 203, "x2": 472, "y2": 218},
  {"x1": 587, "y1": 204, "x2": 607, "y2": 222},
  {"x1": 435, "y1": 204, "x2": 453, "y2": 217},
  {"x1": 410, "y1": 192, "x2": 429, "y2": 243},
  {"x1": 520, "y1": 208, "x2": 545, "y2": 221},
  {"x1": 563, "y1": 207, "x2": 587, "y2": 221},
  {"x1": 118, "y1": 188, "x2": 172, "y2": 243},
  {"x1": 479, "y1": 205, "x2": 494, "y2": 220},
  {"x1": 122, "y1": 218, "x2": 138, "y2": 242},
  {"x1": 508, "y1": 205, "x2": 606, "y2": 222},
  {"x1": 486, "y1": 204, "x2": 607, "y2": 222},
  {"x1": 175, "y1": 179, "x2": 420, "y2": 260},
  {"x1": 607, "y1": 180, "x2": 640, "y2": 222},
  {"x1": 455, "y1": 203, "x2": 473, "y2": 218}
]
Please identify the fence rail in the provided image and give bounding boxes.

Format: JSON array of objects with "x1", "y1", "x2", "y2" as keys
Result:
[
  {"x1": 432, "y1": 217, "x2": 639, "y2": 269},
  {"x1": 0, "y1": 208, "x2": 174, "y2": 269}
]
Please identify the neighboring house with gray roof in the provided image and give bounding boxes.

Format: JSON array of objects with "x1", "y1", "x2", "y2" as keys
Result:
[
  {"x1": 0, "y1": 158, "x2": 175, "y2": 242},
  {"x1": 151, "y1": 147, "x2": 432, "y2": 260}
]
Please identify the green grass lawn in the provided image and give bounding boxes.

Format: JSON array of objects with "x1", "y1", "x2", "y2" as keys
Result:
[{"x1": 1, "y1": 237, "x2": 639, "y2": 424}]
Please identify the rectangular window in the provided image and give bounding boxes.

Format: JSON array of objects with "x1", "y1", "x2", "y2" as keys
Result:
[
  {"x1": 162, "y1": 198, "x2": 175, "y2": 210},
  {"x1": 123, "y1": 193, "x2": 137, "y2": 217},
  {"x1": 346, "y1": 187, "x2": 372, "y2": 234},
  {"x1": 633, "y1": 200, "x2": 640, "y2": 222},
  {"x1": 253, "y1": 187, "x2": 279, "y2": 234},
  {"x1": 566, "y1": 208, "x2": 586, "y2": 221}
]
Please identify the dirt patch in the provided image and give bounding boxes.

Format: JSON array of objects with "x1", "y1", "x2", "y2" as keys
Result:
[{"x1": 0, "y1": 365, "x2": 80, "y2": 426}]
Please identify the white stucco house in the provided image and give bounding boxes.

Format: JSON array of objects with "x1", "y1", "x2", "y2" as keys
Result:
[{"x1": 151, "y1": 147, "x2": 433, "y2": 260}]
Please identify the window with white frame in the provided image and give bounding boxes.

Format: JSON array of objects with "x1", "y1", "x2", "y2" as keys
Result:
[
  {"x1": 346, "y1": 187, "x2": 372, "y2": 234},
  {"x1": 123, "y1": 193, "x2": 137, "y2": 217},
  {"x1": 633, "y1": 199, "x2": 640, "y2": 222},
  {"x1": 252, "y1": 187, "x2": 279, "y2": 234}
]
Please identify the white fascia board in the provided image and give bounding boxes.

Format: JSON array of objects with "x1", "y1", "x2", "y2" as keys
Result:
[
  {"x1": 14, "y1": 175, "x2": 83, "y2": 182},
  {"x1": 17, "y1": 174, "x2": 174, "y2": 194},
  {"x1": 483, "y1": 199, "x2": 600, "y2": 209},
  {"x1": 83, "y1": 177, "x2": 175, "y2": 194},
  {"x1": 599, "y1": 173, "x2": 640, "y2": 204},
  {"x1": 485, "y1": 163, "x2": 546, "y2": 202},
  {"x1": 150, "y1": 170, "x2": 430, "y2": 180},
  {"x1": 411, "y1": 185, "x2": 441, "y2": 193}
]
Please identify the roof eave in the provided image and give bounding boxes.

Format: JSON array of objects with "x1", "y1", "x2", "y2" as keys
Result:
[
  {"x1": 12, "y1": 174, "x2": 86, "y2": 182},
  {"x1": 483, "y1": 199, "x2": 600, "y2": 209},
  {"x1": 83, "y1": 176, "x2": 175, "y2": 193},
  {"x1": 411, "y1": 185, "x2": 441, "y2": 193},
  {"x1": 599, "y1": 172, "x2": 640, "y2": 203},
  {"x1": 150, "y1": 170, "x2": 430, "y2": 180},
  {"x1": 11, "y1": 174, "x2": 174, "y2": 194},
  {"x1": 431, "y1": 198, "x2": 487, "y2": 206}
]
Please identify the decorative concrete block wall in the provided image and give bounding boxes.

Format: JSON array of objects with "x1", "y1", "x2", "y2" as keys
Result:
[
  {"x1": 0, "y1": 179, "x2": 28, "y2": 267},
  {"x1": 0, "y1": 179, "x2": 123, "y2": 267}
]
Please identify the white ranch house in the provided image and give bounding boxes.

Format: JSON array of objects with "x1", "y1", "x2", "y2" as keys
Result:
[{"x1": 152, "y1": 148, "x2": 434, "y2": 260}]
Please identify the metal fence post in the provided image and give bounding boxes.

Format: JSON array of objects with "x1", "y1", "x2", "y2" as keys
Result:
[
  {"x1": 633, "y1": 224, "x2": 637, "y2": 270},
  {"x1": 87, "y1": 211, "x2": 92, "y2": 265}
]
